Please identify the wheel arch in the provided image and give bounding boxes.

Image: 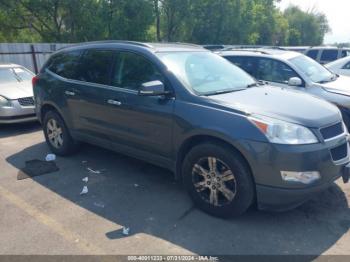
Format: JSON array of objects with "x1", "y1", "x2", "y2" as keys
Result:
[
  {"x1": 40, "y1": 102, "x2": 69, "y2": 126},
  {"x1": 175, "y1": 134, "x2": 255, "y2": 184}
]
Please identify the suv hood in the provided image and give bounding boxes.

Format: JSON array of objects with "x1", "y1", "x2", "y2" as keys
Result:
[
  {"x1": 0, "y1": 81, "x2": 33, "y2": 99},
  {"x1": 317, "y1": 75, "x2": 350, "y2": 96},
  {"x1": 210, "y1": 86, "x2": 341, "y2": 128}
]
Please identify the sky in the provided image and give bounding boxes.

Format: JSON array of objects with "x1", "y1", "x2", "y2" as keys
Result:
[{"x1": 277, "y1": 0, "x2": 350, "y2": 44}]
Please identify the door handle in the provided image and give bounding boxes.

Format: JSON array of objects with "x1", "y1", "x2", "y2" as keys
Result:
[
  {"x1": 107, "y1": 99, "x2": 122, "y2": 106},
  {"x1": 65, "y1": 91, "x2": 76, "y2": 96}
]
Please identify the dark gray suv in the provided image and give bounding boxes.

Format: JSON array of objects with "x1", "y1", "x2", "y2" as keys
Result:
[{"x1": 33, "y1": 41, "x2": 350, "y2": 217}]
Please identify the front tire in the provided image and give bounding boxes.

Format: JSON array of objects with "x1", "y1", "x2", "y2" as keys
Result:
[
  {"x1": 182, "y1": 143, "x2": 255, "y2": 218},
  {"x1": 43, "y1": 110, "x2": 78, "y2": 155}
]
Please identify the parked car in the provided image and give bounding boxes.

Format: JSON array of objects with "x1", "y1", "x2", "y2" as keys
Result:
[
  {"x1": 0, "y1": 63, "x2": 37, "y2": 124},
  {"x1": 325, "y1": 56, "x2": 350, "y2": 77},
  {"x1": 219, "y1": 49, "x2": 350, "y2": 127},
  {"x1": 304, "y1": 46, "x2": 350, "y2": 64},
  {"x1": 33, "y1": 41, "x2": 350, "y2": 217}
]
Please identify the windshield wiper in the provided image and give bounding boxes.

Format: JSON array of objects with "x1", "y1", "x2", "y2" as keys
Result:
[
  {"x1": 203, "y1": 89, "x2": 245, "y2": 96},
  {"x1": 246, "y1": 82, "x2": 259, "y2": 88}
]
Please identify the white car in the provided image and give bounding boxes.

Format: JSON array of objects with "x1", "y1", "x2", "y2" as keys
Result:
[
  {"x1": 219, "y1": 49, "x2": 350, "y2": 127},
  {"x1": 0, "y1": 63, "x2": 37, "y2": 124},
  {"x1": 326, "y1": 56, "x2": 350, "y2": 77}
]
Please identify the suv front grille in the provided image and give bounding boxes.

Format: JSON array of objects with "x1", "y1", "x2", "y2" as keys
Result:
[
  {"x1": 18, "y1": 97, "x2": 34, "y2": 106},
  {"x1": 330, "y1": 143, "x2": 348, "y2": 161},
  {"x1": 320, "y1": 122, "x2": 344, "y2": 140}
]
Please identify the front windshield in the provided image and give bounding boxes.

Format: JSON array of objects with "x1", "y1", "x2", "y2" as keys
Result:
[
  {"x1": 289, "y1": 55, "x2": 334, "y2": 83},
  {"x1": 157, "y1": 51, "x2": 256, "y2": 95},
  {"x1": 0, "y1": 67, "x2": 34, "y2": 84},
  {"x1": 0, "y1": 68, "x2": 19, "y2": 83},
  {"x1": 13, "y1": 67, "x2": 34, "y2": 81}
]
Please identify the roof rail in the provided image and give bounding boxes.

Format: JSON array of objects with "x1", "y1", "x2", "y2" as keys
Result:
[
  {"x1": 173, "y1": 42, "x2": 203, "y2": 48},
  {"x1": 219, "y1": 48, "x2": 271, "y2": 55},
  {"x1": 57, "y1": 40, "x2": 153, "y2": 51},
  {"x1": 221, "y1": 45, "x2": 284, "y2": 51}
]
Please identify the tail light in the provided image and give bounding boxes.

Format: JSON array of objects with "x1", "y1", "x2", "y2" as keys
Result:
[{"x1": 32, "y1": 75, "x2": 39, "y2": 87}]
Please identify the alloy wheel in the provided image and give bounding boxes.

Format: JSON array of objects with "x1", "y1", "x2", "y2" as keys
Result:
[
  {"x1": 47, "y1": 118, "x2": 64, "y2": 148},
  {"x1": 192, "y1": 157, "x2": 237, "y2": 207}
]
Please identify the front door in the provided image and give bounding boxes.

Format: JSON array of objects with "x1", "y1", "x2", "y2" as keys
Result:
[
  {"x1": 256, "y1": 58, "x2": 303, "y2": 90},
  {"x1": 108, "y1": 51, "x2": 175, "y2": 159}
]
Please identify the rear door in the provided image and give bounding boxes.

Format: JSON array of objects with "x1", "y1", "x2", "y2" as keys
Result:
[
  {"x1": 224, "y1": 56, "x2": 258, "y2": 79},
  {"x1": 68, "y1": 48, "x2": 128, "y2": 141}
]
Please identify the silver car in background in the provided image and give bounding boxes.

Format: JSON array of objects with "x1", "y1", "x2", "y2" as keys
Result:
[
  {"x1": 0, "y1": 63, "x2": 37, "y2": 123},
  {"x1": 326, "y1": 56, "x2": 350, "y2": 77},
  {"x1": 219, "y1": 49, "x2": 350, "y2": 127}
]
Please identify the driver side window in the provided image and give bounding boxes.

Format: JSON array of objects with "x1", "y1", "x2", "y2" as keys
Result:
[
  {"x1": 257, "y1": 58, "x2": 299, "y2": 84},
  {"x1": 112, "y1": 52, "x2": 165, "y2": 90}
]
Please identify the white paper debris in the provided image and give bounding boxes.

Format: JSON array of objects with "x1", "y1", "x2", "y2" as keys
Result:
[
  {"x1": 87, "y1": 167, "x2": 101, "y2": 174},
  {"x1": 82, "y1": 177, "x2": 88, "y2": 183},
  {"x1": 45, "y1": 154, "x2": 56, "y2": 161},
  {"x1": 122, "y1": 227, "x2": 130, "y2": 236},
  {"x1": 94, "y1": 201, "x2": 105, "y2": 208},
  {"x1": 134, "y1": 183, "x2": 139, "y2": 187},
  {"x1": 80, "y1": 186, "x2": 88, "y2": 195}
]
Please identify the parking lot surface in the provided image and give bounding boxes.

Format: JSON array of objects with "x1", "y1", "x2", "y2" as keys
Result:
[{"x1": 1, "y1": 123, "x2": 350, "y2": 256}]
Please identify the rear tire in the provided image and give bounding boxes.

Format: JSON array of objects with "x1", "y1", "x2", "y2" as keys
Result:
[
  {"x1": 182, "y1": 143, "x2": 255, "y2": 218},
  {"x1": 43, "y1": 110, "x2": 79, "y2": 156}
]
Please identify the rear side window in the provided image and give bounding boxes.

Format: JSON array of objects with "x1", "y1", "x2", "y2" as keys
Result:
[
  {"x1": 320, "y1": 50, "x2": 338, "y2": 61},
  {"x1": 112, "y1": 52, "x2": 164, "y2": 90},
  {"x1": 75, "y1": 49, "x2": 115, "y2": 85},
  {"x1": 343, "y1": 62, "x2": 350, "y2": 69},
  {"x1": 225, "y1": 56, "x2": 258, "y2": 78},
  {"x1": 306, "y1": 50, "x2": 319, "y2": 59},
  {"x1": 257, "y1": 58, "x2": 299, "y2": 84},
  {"x1": 47, "y1": 50, "x2": 82, "y2": 79}
]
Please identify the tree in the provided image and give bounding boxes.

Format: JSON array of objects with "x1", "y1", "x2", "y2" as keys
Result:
[
  {"x1": 284, "y1": 5, "x2": 330, "y2": 45},
  {"x1": 0, "y1": 0, "x2": 330, "y2": 45}
]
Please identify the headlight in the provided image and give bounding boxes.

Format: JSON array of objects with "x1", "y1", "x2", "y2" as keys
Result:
[
  {"x1": 0, "y1": 96, "x2": 12, "y2": 107},
  {"x1": 249, "y1": 115, "x2": 318, "y2": 145}
]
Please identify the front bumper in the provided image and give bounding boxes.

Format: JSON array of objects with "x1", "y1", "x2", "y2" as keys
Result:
[
  {"x1": 256, "y1": 164, "x2": 349, "y2": 211},
  {"x1": 0, "y1": 100, "x2": 37, "y2": 124},
  {"x1": 239, "y1": 132, "x2": 350, "y2": 211}
]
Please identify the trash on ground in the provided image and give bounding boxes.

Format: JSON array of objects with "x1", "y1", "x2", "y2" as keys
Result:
[
  {"x1": 45, "y1": 154, "x2": 56, "y2": 162},
  {"x1": 80, "y1": 186, "x2": 88, "y2": 195},
  {"x1": 87, "y1": 167, "x2": 101, "y2": 174},
  {"x1": 18, "y1": 159, "x2": 59, "y2": 180},
  {"x1": 82, "y1": 177, "x2": 88, "y2": 183},
  {"x1": 93, "y1": 201, "x2": 105, "y2": 208},
  {"x1": 134, "y1": 183, "x2": 139, "y2": 187},
  {"x1": 122, "y1": 227, "x2": 130, "y2": 236}
]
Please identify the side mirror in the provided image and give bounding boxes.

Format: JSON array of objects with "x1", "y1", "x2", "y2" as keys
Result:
[
  {"x1": 288, "y1": 77, "x2": 303, "y2": 87},
  {"x1": 138, "y1": 80, "x2": 169, "y2": 96}
]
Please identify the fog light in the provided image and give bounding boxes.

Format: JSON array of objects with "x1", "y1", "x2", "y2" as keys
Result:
[{"x1": 281, "y1": 171, "x2": 320, "y2": 184}]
